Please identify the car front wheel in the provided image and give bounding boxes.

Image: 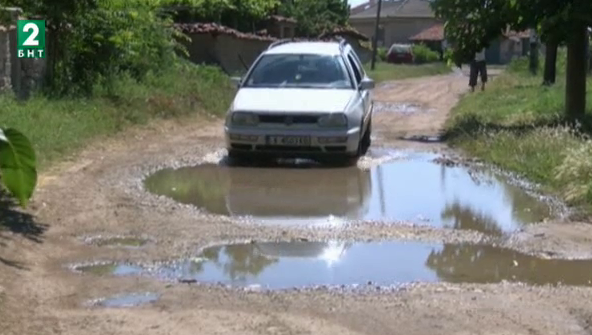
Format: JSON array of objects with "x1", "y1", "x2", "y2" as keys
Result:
[{"x1": 360, "y1": 118, "x2": 372, "y2": 155}]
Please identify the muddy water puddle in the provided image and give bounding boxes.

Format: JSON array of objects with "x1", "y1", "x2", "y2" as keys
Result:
[
  {"x1": 73, "y1": 241, "x2": 592, "y2": 289},
  {"x1": 73, "y1": 262, "x2": 143, "y2": 275},
  {"x1": 145, "y1": 151, "x2": 553, "y2": 233},
  {"x1": 88, "y1": 292, "x2": 159, "y2": 307}
]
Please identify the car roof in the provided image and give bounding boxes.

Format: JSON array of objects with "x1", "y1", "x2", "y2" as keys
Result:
[{"x1": 264, "y1": 41, "x2": 344, "y2": 56}]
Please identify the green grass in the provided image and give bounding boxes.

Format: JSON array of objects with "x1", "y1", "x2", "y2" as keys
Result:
[
  {"x1": 0, "y1": 61, "x2": 233, "y2": 169},
  {"x1": 445, "y1": 52, "x2": 592, "y2": 211},
  {"x1": 364, "y1": 62, "x2": 451, "y2": 83}
]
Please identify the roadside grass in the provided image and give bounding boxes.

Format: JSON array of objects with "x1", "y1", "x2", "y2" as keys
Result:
[
  {"x1": 364, "y1": 61, "x2": 451, "y2": 83},
  {"x1": 444, "y1": 52, "x2": 592, "y2": 212},
  {"x1": 0, "y1": 61, "x2": 233, "y2": 169}
]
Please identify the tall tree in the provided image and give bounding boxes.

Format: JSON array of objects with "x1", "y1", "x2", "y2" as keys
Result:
[
  {"x1": 432, "y1": 0, "x2": 592, "y2": 120},
  {"x1": 279, "y1": 0, "x2": 349, "y2": 37}
]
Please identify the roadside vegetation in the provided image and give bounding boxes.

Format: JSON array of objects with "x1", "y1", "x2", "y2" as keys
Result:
[
  {"x1": 368, "y1": 44, "x2": 450, "y2": 82},
  {"x1": 445, "y1": 50, "x2": 592, "y2": 213},
  {"x1": 365, "y1": 62, "x2": 450, "y2": 83}
]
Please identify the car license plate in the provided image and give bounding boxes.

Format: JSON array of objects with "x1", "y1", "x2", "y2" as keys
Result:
[{"x1": 266, "y1": 135, "x2": 311, "y2": 146}]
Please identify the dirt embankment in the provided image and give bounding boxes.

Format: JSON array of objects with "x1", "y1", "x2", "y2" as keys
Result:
[{"x1": 2, "y1": 72, "x2": 592, "y2": 335}]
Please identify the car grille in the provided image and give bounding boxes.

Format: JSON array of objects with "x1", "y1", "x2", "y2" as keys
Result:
[{"x1": 257, "y1": 113, "x2": 319, "y2": 124}]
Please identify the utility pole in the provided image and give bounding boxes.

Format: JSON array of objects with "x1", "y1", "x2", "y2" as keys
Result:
[{"x1": 370, "y1": 0, "x2": 383, "y2": 70}]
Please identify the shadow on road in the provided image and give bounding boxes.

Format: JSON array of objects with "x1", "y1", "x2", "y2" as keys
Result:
[{"x1": 0, "y1": 190, "x2": 47, "y2": 270}]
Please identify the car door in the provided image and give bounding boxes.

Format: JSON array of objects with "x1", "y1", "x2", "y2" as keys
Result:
[
  {"x1": 345, "y1": 52, "x2": 371, "y2": 130},
  {"x1": 350, "y1": 50, "x2": 372, "y2": 116}
]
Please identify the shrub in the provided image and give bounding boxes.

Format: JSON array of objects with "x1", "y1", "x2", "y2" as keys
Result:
[
  {"x1": 47, "y1": 4, "x2": 186, "y2": 96},
  {"x1": 555, "y1": 138, "x2": 592, "y2": 205},
  {"x1": 377, "y1": 47, "x2": 387, "y2": 61},
  {"x1": 411, "y1": 44, "x2": 439, "y2": 64}
]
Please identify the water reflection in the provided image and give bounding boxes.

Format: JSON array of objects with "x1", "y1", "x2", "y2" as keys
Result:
[
  {"x1": 144, "y1": 152, "x2": 553, "y2": 233},
  {"x1": 425, "y1": 244, "x2": 592, "y2": 286},
  {"x1": 160, "y1": 241, "x2": 352, "y2": 286},
  {"x1": 147, "y1": 241, "x2": 592, "y2": 289}
]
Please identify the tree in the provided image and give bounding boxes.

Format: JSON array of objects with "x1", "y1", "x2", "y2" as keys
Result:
[
  {"x1": 432, "y1": 0, "x2": 592, "y2": 121},
  {"x1": 279, "y1": 0, "x2": 349, "y2": 37},
  {"x1": 0, "y1": 128, "x2": 37, "y2": 208}
]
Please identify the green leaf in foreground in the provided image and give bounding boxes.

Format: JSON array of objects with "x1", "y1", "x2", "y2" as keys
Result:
[{"x1": 0, "y1": 128, "x2": 37, "y2": 208}]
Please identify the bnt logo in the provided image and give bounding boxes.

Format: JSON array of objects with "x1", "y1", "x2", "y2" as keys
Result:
[{"x1": 17, "y1": 20, "x2": 46, "y2": 59}]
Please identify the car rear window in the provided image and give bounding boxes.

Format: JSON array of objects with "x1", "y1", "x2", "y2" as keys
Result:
[
  {"x1": 388, "y1": 44, "x2": 412, "y2": 54},
  {"x1": 243, "y1": 54, "x2": 353, "y2": 89}
]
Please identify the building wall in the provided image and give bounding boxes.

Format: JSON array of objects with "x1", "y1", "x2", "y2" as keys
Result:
[
  {"x1": 349, "y1": 21, "x2": 376, "y2": 44},
  {"x1": 350, "y1": 17, "x2": 439, "y2": 47},
  {"x1": 384, "y1": 18, "x2": 439, "y2": 45},
  {"x1": 182, "y1": 33, "x2": 272, "y2": 75},
  {"x1": 499, "y1": 38, "x2": 526, "y2": 64}
]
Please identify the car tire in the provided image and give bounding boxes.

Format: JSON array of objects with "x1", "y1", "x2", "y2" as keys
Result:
[
  {"x1": 360, "y1": 117, "x2": 372, "y2": 155},
  {"x1": 227, "y1": 150, "x2": 249, "y2": 166}
]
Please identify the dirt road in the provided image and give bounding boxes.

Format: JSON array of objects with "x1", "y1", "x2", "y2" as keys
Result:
[{"x1": 3, "y1": 72, "x2": 592, "y2": 335}]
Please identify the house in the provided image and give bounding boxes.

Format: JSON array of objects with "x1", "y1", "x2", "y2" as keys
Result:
[
  {"x1": 408, "y1": 24, "x2": 531, "y2": 64},
  {"x1": 349, "y1": 0, "x2": 440, "y2": 47},
  {"x1": 266, "y1": 15, "x2": 297, "y2": 39},
  {"x1": 349, "y1": 0, "x2": 530, "y2": 64}
]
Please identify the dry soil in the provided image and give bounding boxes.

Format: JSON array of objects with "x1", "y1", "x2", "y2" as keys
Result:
[{"x1": 2, "y1": 72, "x2": 592, "y2": 335}]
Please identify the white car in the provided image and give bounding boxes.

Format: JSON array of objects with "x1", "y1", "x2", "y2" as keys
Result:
[{"x1": 224, "y1": 38, "x2": 374, "y2": 165}]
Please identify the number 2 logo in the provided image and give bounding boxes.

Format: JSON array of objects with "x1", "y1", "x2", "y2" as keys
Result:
[{"x1": 22, "y1": 23, "x2": 39, "y2": 46}]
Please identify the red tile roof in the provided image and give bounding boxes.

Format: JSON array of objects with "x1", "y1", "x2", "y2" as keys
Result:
[
  {"x1": 174, "y1": 23, "x2": 277, "y2": 41},
  {"x1": 318, "y1": 26, "x2": 370, "y2": 41},
  {"x1": 409, "y1": 23, "x2": 444, "y2": 41}
]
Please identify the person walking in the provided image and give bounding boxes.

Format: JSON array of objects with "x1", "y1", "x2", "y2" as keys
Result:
[{"x1": 469, "y1": 48, "x2": 487, "y2": 92}]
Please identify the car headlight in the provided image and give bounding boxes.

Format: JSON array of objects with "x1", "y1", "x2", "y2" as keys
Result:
[
  {"x1": 231, "y1": 112, "x2": 259, "y2": 126},
  {"x1": 318, "y1": 113, "x2": 347, "y2": 127}
]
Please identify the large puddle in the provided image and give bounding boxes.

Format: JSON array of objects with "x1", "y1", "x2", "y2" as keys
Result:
[
  {"x1": 144, "y1": 151, "x2": 553, "y2": 234},
  {"x1": 74, "y1": 241, "x2": 592, "y2": 289}
]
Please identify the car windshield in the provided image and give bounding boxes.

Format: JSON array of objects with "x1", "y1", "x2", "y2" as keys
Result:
[{"x1": 243, "y1": 54, "x2": 352, "y2": 89}]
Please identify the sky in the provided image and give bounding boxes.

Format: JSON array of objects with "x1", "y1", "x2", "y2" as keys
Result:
[{"x1": 348, "y1": 0, "x2": 366, "y2": 7}]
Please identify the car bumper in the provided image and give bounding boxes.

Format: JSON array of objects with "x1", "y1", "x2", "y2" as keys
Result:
[{"x1": 224, "y1": 126, "x2": 361, "y2": 157}]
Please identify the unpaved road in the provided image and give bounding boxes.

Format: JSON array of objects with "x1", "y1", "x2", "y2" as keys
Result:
[{"x1": 3, "y1": 72, "x2": 592, "y2": 335}]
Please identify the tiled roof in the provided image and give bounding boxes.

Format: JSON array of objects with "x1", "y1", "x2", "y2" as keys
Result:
[
  {"x1": 318, "y1": 26, "x2": 370, "y2": 41},
  {"x1": 350, "y1": 0, "x2": 435, "y2": 19},
  {"x1": 409, "y1": 23, "x2": 443, "y2": 41},
  {"x1": 174, "y1": 23, "x2": 277, "y2": 41}
]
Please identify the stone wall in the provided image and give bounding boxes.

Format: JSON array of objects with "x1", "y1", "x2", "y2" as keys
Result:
[
  {"x1": 0, "y1": 7, "x2": 47, "y2": 98},
  {"x1": 0, "y1": 25, "x2": 11, "y2": 91},
  {"x1": 183, "y1": 33, "x2": 272, "y2": 75},
  {"x1": 179, "y1": 23, "x2": 374, "y2": 74},
  {"x1": 177, "y1": 23, "x2": 275, "y2": 75}
]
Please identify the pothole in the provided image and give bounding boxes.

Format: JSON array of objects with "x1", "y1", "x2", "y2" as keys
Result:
[
  {"x1": 87, "y1": 292, "x2": 159, "y2": 307},
  {"x1": 144, "y1": 150, "x2": 556, "y2": 234},
  {"x1": 72, "y1": 241, "x2": 592, "y2": 289},
  {"x1": 84, "y1": 236, "x2": 151, "y2": 248}
]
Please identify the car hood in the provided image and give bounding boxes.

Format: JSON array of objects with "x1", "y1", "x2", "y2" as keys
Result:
[{"x1": 232, "y1": 88, "x2": 356, "y2": 113}]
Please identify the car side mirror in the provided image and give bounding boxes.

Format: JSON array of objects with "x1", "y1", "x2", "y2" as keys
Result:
[
  {"x1": 230, "y1": 76, "x2": 242, "y2": 88},
  {"x1": 359, "y1": 77, "x2": 375, "y2": 90}
]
